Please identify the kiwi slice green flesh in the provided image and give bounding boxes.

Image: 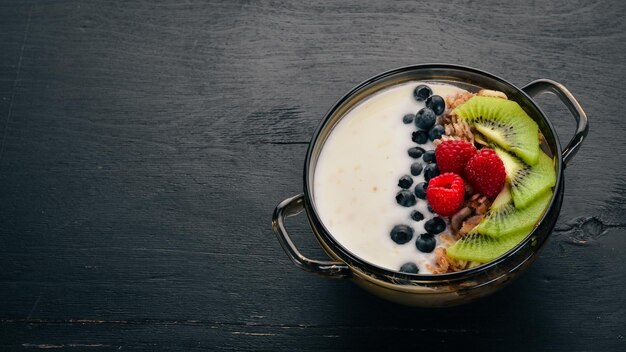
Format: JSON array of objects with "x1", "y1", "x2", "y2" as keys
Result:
[
  {"x1": 446, "y1": 228, "x2": 530, "y2": 263},
  {"x1": 495, "y1": 148, "x2": 557, "y2": 209},
  {"x1": 447, "y1": 189, "x2": 553, "y2": 263},
  {"x1": 475, "y1": 187, "x2": 553, "y2": 238},
  {"x1": 454, "y1": 96, "x2": 540, "y2": 165}
]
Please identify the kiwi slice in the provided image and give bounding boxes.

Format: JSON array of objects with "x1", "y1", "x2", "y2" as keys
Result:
[
  {"x1": 446, "y1": 227, "x2": 529, "y2": 263},
  {"x1": 495, "y1": 148, "x2": 557, "y2": 209},
  {"x1": 447, "y1": 188, "x2": 553, "y2": 263},
  {"x1": 475, "y1": 187, "x2": 553, "y2": 238},
  {"x1": 454, "y1": 96, "x2": 540, "y2": 165}
]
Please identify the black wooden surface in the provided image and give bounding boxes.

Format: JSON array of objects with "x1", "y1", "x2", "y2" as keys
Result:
[{"x1": 0, "y1": 0, "x2": 624, "y2": 350}]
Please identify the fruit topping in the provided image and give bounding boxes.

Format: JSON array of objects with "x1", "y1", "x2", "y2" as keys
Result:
[
  {"x1": 393, "y1": 86, "x2": 557, "y2": 272},
  {"x1": 428, "y1": 125, "x2": 445, "y2": 141},
  {"x1": 410, "y1": 162, "x2": 423, "y2": 176},
  {"x1": 426, "y1": 95, "x2": 446, "y2": 115},
  {"x1": 399, "y1": 262, "x2": 419, "y2": 274},
  {"x1": 398, "y1": 175, "x2": 413, "y2": 189},
  {"x1": 410, "y1": 210, "x2": 424, "y2": 222},
  {"x1": 422, "y1": 150, "x2": 436, "y2": 163},
  {"x1": 390, "y1": 224, "x2": 414, "y2": 244},
  {"x1": 454, "y1": 96, "x2": 540, "y2": 165},
  {"x1": 412, "y1": 130, "x2": 429, "y2": 144},
  {"x1": 425, "y1": 173, "x2": 465, "y2": 216},
  {"x1": 396, "y1": 190, "x2": 417, "y2": 207},
  {"x1": 435, "y1": 140, "x2": 477, "y2": 175},
  {"x1": 446, "y1": 188, "x2": 553, "y2": 262},
  {"x1": 495, "y1": 148, "x2": 556, "y2": 209},
  {"x1": 414, "y1": 182, "x2": 428, "y2": 199},
  {"x1": 464, "y1": 148, "x2": 506, "y2": 199},
  {"x1": 413, "y1": 84, "x2": 432, "y2": 102},
  {"x1": 474, "y1": 185, "x2": 553, "y2": 238},
  {"x1": 415, "y1": 108, "x2": 436, "y2": 130},
  {"x1": 424, "y1": 216, "x2": 446, "y2": 235},
  {"x1": 423, "y1": 163, "x2": 440, "y2": 181},
  {"x1": 415, "y1": 233, "x2": 436, "y2": 253},
  {"x1": 445, "y1": 228, "x2": 528, "y2": 263},
  {"x1": 408, "y1": 146, "x2": 425, "y2": 158}
]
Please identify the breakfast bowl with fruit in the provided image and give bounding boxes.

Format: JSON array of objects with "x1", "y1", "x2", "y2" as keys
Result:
[{"x1": 272, "y1": 64, "x2": 588, "y2": 307}]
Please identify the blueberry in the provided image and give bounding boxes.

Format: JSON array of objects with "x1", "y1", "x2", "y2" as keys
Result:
[
  {"x1": 398, "y1": 175, "x2": 413, "y2": 189},
  {"x1": 425, "y1": 95, "x2": 445, "y2": 115},
  {"x1": 403, "y1": 113, "x2": 415, "y2": 124},
  {"x1": 390, "y1": 224, "x2": 414, "y2": 244},
  {"x1": 424, "y1": 163, "x2": 439, "y2": 181},
  {"x1": 414, "y1": 108, "x2": 436, "y2": 130},
  {"x1": 396, "y1": 190, "x2": 417, "y2": 207},
  {"x1": 424, "y1": 216, "x2": 446, "y2": 235},
  {"x1": 410, "y1": 162, "x2": 423, "y2": 176},
  {"x1": 413, "y1": 84, "x2": 432, "y2": 102},
  {"x1": 408, "y1": 146, "x2": 425, "y2": 158},
  {"x1": 399, "y1": 262, "x2": 419, "y2": 274},
  {"x1": 429, "y1": 125, "x2": 445, "y2": 141},
  {"x1": 415, "y1": 233, "x2": 436, "y2": 253},
  {"x1": 410, "y1": 210, "x2": 424, "y2": 222},
  {"x1": 414, "y1": 182, "x2": 428, "y2": 199},
  {"x1": 411, "y1": 130, "x2": 429, "y2": 144},
  {"x1": 427, "y1": 203, "x2": 435, "y2": 213},
  {"x1": 422, "y1": 150, "x2": 436, "y2": 163}
]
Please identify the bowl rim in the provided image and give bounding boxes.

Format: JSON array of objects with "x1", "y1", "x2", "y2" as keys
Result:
[{"x1": 303, "y1": 63, "x2": 564, "y2": 282}]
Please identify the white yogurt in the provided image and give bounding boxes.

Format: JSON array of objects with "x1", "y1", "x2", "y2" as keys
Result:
[{"x1": 313, "y1": 82, "x2": 469, "y2": 273}]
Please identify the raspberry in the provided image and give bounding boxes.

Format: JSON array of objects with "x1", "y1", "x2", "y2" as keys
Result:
[
  {"x1": 464, "y1": 148, "x2": 506, "y2": 199},
  {"x1": 435, "y1": 140, "x2": 477, "y2": 175},
  {"x1": 426, "y1": 173, "x2": 465, "y2": 216}
]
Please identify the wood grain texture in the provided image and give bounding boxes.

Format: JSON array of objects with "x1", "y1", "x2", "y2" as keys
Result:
[{"x1": 0, "y1": 0, "x2": 625, "y2": 350}]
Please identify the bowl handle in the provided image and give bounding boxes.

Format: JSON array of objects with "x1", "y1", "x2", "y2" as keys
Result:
[
  {"x1": 272, "y1": 194, "x2": 351, "y2": 278},
  {"x1": 521, "y1": 79, "x2": 589, "y2": 166}
]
